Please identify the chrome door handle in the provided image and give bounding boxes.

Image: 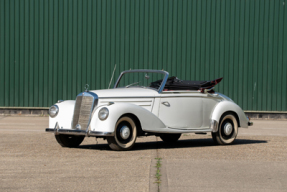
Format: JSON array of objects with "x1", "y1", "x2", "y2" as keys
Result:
[{"x1": 161, "y1": 101, "x2": 170, "y2": 106}]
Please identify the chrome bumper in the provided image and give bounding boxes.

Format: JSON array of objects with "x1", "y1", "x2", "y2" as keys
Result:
[{"x1": 45, "y1": 128, "x2": 114, "y2": 137}]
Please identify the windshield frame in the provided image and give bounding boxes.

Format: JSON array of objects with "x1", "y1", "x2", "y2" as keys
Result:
[{"x1": 113, "y1": 69, "x2": 169, "y2": 93}]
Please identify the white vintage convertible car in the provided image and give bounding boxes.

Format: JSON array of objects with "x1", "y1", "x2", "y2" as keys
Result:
[{"x1": 46, "y1": 69, "x2": 253, "y2": 150}]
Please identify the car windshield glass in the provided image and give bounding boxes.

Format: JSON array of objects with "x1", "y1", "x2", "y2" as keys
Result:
[{"x1": 116, "y1": 72, "x2": 165, "y2": 91}]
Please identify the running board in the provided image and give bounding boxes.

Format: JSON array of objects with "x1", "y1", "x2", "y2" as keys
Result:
[{"x1": 145, "y1": 127, "x2": 213, "y2": 134}]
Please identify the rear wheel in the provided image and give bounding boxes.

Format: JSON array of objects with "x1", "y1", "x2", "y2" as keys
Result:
[
  {"x1": 107, "y1": 116, "x2": 137, "y2": 151},
  {"x1": 55, "y1": 135, "x2": 85, "y2": 148},
  {"x1": 212, "y1": 113, "x2": 238, "y2": 145},
  {"x1": 160, "y1": 133, "x2": 181, "y2": 143}
]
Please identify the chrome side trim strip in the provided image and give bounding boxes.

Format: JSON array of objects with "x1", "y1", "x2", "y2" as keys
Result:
[
  {"x1": 146, "y1": 128, "x2": 213, "y2": 134},
  {"x1": 99, "y1": 97, "x2": 155, "y2": 99},
  {"x1": 100, "y1": 100, "x2": 153, "y2": 103},
  {"x1": 98, "y1": 95, "x2": 209, "y2": 99}
]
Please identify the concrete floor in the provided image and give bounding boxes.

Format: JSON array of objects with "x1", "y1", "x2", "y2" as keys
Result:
[{"x1": 0, "y1": 117, "x2": 286, "y2": 192}]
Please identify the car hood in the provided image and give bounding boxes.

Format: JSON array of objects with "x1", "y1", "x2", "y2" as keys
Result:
[{"x1": 90, "y1": 88, "x2": 157, "y2": 98}]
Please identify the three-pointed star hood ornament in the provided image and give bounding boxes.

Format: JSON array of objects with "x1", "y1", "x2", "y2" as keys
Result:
[{"x1": 84, "y1": 84, "x2": 89, "y2": 92}]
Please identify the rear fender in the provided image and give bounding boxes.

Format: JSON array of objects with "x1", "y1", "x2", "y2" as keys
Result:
[{"x1": 211, "y1": 101, "x2": 248, "y2": 128}]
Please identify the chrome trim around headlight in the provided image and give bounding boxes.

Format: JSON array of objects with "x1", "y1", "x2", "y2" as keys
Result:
[
  {"x1": 98, "y1": 107, "x2": 109, "y2": 120},
  {"x1": 49, "y1": 105, "x2": 59, "y2": 118}
]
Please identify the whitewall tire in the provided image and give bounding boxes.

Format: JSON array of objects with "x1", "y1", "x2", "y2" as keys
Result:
[
  {"x1": 212, "y1": 113, "x2": 238, "y2": 145},
  {"x1": 107, "y1": 116, "x2": 137, "y2": 151}
]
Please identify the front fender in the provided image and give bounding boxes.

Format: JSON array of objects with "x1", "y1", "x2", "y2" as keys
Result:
[
  {"x1": 89, "y1": 103, "x2": 166, "y2": 133},
  {"x1": 211, "y1": 101, "x2": 248, "y2": 128},
  {"x1": 49, "y1": 100, "x2": 75, "y2": 129}
]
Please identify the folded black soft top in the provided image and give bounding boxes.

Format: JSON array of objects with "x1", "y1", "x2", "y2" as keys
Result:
[{"x1": 150, "y1": 76, "x2": 223, "y2": 92}]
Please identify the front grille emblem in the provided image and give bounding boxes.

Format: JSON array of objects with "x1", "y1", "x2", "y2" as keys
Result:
[{"x1": 84, "y1": 84, "x2": 89, "y2": 92}]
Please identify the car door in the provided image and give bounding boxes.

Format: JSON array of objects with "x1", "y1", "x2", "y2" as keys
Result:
[{"x1": 158, "y1": 94, "x2": 203, "y2": 129}]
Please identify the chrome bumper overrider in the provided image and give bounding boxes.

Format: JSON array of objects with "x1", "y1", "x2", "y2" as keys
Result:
[
  {"x1": 210, "y1": 120, "x2": 218, "y2": 132},
  {"x1": 45, "y1": 128, "x2": 114, "y2": 137}
]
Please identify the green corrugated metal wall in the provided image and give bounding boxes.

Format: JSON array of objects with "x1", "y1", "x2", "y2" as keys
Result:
[{"x1": 0, "y1": 0, "x2": 286, "y2": 111}]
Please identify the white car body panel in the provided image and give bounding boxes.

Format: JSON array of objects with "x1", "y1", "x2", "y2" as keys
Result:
[
  {"x1": 48, "y1": 70, "x2": 250, "y2": 137},
  {"x1": 202, "y1": 96, "x2": 222, "y2": 127},
  {"x1": 159, "y1": 96, "x2": 203, "y2": 129},
  {"x1": 158, "y1": 92, "x2": 222, "y2": 129}
]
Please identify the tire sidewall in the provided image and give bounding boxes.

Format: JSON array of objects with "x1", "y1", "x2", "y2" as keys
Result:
[
  {"x1": 218, "y1": 114, "x2": 238, "y2": 144},
  {"x1": 114, "y1": 116, "x2": 137, "y2": 149},
  {"x1": 55, "y1": 135, "x2": 85, "y2": 148}
]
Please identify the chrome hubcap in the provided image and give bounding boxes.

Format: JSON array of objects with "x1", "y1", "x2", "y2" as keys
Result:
[
  {"x1": 120, "y1": 126, "x2": 130, "y2": 139},
  {"x1": 224, "y1": 122, "x2": 233, "y2": 136}
]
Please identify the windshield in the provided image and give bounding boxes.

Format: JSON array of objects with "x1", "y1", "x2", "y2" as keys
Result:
[{"x1": 115, "y1": 71, "x2": 166, "y2": 92}]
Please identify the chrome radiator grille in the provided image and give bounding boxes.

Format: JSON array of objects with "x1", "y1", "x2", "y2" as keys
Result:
[{"x1": 72, "y1": 95, "x2": 95, "y2": 130}]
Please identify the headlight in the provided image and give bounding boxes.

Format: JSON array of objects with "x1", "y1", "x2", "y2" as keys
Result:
[
  {"x1": 98, "y1": 107, "x2": 109, "y2": 120},
  {"x1": 49, "y1": 105, "x2": 59, "y2": 118}
]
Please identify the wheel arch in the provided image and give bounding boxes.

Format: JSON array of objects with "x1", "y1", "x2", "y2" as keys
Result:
[
  {"x1": 118, "y1": 113, "x2": 144, "y2": 136},
  {"x1": 211, "y1": 101, "x2": 248, "y2": 128},
  {"x1": 219, "y1": 111, "x2": 240, "y2": 127}
]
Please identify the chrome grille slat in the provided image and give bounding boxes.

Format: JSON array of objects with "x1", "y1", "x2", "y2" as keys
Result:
[
  {"x1": 78, "y1": 96, "x2": 93, "y2": 130},
  {"x1": 72, "y1": 96, "x2": 83, "y2": 128},
  {"x1": 72, "y1": 92, "x2": 98, "y2": 131}
]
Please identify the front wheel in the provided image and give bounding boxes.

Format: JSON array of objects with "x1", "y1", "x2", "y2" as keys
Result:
[
  {"x1": 212, "y1": 113, "x2": 238, "y2": 145},
  {"x1": 107, "y1": 116, "x2": 137, "y2": 151},
  {"x1": 55, "y1": 134, "x2": 85, "y2": 148},
  {"x1": 160, "y1": 133, "x2": 181, "y2": 143}
]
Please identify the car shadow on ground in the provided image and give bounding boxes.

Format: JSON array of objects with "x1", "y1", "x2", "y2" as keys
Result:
[{"x1": 78, "y1": 138, "x2": 267, "y2": 151}]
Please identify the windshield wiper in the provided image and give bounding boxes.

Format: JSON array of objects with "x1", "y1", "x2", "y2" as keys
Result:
[{"x1": 125, "y1": 81, "x2": 141, "y2": 88}]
